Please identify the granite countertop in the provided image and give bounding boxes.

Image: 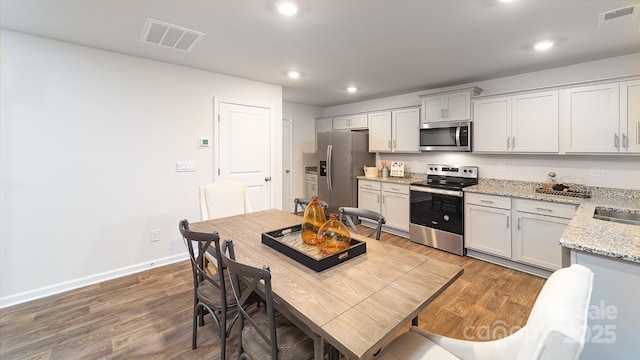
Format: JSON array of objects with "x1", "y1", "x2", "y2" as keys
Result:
[
  {"x1": 356, "y1": 175, "x2": 421, "y2": 185},
  {"x1": 465, "y1": 179, "x2": 640, "y2": 264}
]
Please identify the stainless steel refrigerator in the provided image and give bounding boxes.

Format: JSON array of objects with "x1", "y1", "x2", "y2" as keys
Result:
[{"x1": 317, "y1": 131, "x2": 375, "y2": 215}]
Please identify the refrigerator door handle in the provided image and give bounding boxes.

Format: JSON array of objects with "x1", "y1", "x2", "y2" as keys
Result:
[{"x1": 327, "y1": 145, "x2": 333, "y2": 191}]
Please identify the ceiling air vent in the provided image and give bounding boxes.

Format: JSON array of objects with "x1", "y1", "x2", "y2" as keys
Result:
[
  {"x1": 141, "y1": 18, "x2": 205, "y2": 52},
  {"x1": 598, "y1": 3, "x2": 640, "y2": 29}
]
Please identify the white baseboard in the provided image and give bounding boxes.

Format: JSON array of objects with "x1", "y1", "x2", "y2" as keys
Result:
[{"x1": 0, "y1": 253, "x2": 189, "y2": 309}]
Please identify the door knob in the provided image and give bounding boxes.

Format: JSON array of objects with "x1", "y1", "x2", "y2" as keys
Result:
[
  {"x1": 285, "y1": 169, "x2": 290, "y2": 173},
  {"x1": 264, "y1": 177, "x2": 272, "y2": 182}
]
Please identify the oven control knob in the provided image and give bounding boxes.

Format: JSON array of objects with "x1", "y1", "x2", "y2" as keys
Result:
[
  {"x1": 444, "y1": 215, "x2": 450, "y2": 221},
  {"x1": 469, "y1": 169, "x2": 473, "y2": 173},
  {"x1": 463, "y1": 169, "x2": 467, "y2": 173}
]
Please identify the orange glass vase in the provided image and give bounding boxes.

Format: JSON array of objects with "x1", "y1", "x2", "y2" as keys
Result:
[
  {"x1": 301, "y1": 196, "x2": 326, "y2": 245},
  {"x1": 317, "y1": 213, "x2": 351, "y2": 255}
]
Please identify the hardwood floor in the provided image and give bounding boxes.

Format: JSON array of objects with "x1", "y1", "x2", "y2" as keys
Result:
[{"x1": 0, "y1": 229, "x2": 545, "y2": 359}]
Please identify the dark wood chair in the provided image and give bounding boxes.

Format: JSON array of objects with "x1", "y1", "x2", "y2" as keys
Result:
[
  {"x1": 179, "y1": 219, "x2": 255, "y2": 359},
  {"x1": 338, "y1": 207, "x2": 386, "y2": 240},
  {"x1": 293, "y1": 197, "x2": 329, "y2": 215},
  {"x1": 220, "y1": 239, "x2": 319, "y2": 360}
]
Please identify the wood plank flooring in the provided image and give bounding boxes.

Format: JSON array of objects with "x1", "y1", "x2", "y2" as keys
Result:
[{"x1": 0, "y1": 228, "x2": 545, "y2": 359}]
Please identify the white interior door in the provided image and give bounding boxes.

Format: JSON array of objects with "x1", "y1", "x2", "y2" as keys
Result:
[
  {"x1": 282, "y1": 118, "x2": 292, "y2": 212},
  {"x1": 218, "y1": 102, "x2": 271, "y2": 211}
]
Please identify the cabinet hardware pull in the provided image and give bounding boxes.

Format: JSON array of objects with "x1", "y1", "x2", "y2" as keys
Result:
[
  {"x1": 393, "y1": 140, "x2": 397, "y2": 149},
  {"x1": 507, "y1": 137, "x2": 510, "y2": 150},
  {"x1": 512, "y1": 136, "x2": 516, "y2": 149},
  {"x1": 388, "y1": 140, "x2": 392, "y2": 150},
  {"x1": 623, "y1": 133, "x2": 628, "y2": 148},
  {"x1": 517, "y1": 218, "x2": 521, "y2": 230},
  {"x1": 382, "y1": 195, "x2": 385, "y2": 204},
  {"x1": 535, "y1": 207, "x2": 553, "y2": 212},
  {"x1": 441, "y1": 109, "x2": 445, "y2": 118},
  {"x1": 615, "y1": 133, "x2": 619, "y2": 149},
  {"x1": 480, "y1": 199, "x2": 494, "y2": 204},
  {"x1": 377, "y1": 194, "x2": 380, "y2": 203},
  {"x1": 391, "y1": 187, "x2": 399, "y2": 191}
]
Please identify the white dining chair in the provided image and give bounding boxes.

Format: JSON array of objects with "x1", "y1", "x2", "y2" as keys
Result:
[
  {"x1": 199, "y1": 181, "x2": 254, "y2": 221},
  {"x1": 376, "y1": 264, "x2": 594, "y2": 360},
  {"x1": 199, "y1": 181, "x2": 254, "y2": 273}
]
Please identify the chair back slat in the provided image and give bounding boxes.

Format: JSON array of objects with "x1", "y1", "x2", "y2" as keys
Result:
[
  {"x1": 293, "y1": 197, "x2": 329, "y2": 215},
  {"x1": 221, "y1": 240, "x2": 279, "y2": 359},
  {"x1": 338, "y1": 207, "x2": 386, "y2": 240}
]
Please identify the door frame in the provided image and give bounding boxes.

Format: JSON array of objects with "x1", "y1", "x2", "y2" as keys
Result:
[
  {"x1": 213, "y1": 97, "x2": 278, "y2": 210},
  {"x1": 282, "y1": 117, "x2": 293, "y2": 212}
]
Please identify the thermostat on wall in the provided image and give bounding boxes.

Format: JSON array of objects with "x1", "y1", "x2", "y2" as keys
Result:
[{"x1": 199, "y1": 137, "x2": 210, "y2": 147}]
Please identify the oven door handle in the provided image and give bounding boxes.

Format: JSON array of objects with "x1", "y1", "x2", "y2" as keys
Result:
[{"x1": 410, "y1": 186, "x2": 463, "y2": 197}]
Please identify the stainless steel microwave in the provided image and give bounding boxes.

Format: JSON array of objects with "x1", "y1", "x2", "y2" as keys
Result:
[{"x1": 419, "y1": 120, "x2": 471, "y2": 152}]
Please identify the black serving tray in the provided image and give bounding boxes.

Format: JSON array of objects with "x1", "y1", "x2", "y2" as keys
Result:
[
  {"x1": 261, "y1": 224, "x2": 366, "y2": 272},
  {"x1": 535, "y1": 187, "x2": 592, "y2": 198}
]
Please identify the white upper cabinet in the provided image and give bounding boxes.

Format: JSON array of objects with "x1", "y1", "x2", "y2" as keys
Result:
[
  {"x1": 368, "y1": 111, "x2": 393, "y2": 152},
  {"x1": 560, "y1": 82, "x2": 620, "y2": 153},
  {"x1": 473, "y1": 96, "x2": 511, "y2": 152},
  {"x1": 333, "y1": 113, "x2": 368, "y2": 130},
  {"x1": 368, "y1": 107, "x2": 419, "y2": 153},
  {"x1": 474, "y1": 90, "x2": 559, "y2": 153},
  {"x1": 511, "y1": 91, "x2": 559, "y2": 152},
  {"x1": 420, "y1": 87, "x2": 482, "y2": 123},
  {"x1": 621, "y1": 80, "x2": 640, "y2": 153}
]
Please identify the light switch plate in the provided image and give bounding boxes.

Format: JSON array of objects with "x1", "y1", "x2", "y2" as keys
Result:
[{"x1": 176, "y1": 160, "x2": 196, "y2": 172}]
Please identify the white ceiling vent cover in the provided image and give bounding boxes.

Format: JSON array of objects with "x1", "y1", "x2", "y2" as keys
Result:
[
  {"x1": 598, "y1": 3, "x2": 640, "y2": 30},
  {"x1": 141, "y1": 18, "x2": 205, "y2": 52}
]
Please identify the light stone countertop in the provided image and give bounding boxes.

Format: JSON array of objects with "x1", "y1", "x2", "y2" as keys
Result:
[
  {"x1": 356, "y1": 175, "x2": 422, "y2": 185},
  {"x1": 465, "y1": 179, "x2": 640, "y2": 264}
]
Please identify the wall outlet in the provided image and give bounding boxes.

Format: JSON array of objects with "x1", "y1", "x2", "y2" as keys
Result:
[
  {"x1": 591, "y1": 167, "x2": 601, "y2": 177},
  {"x1": 150, "y1": 229, "x2": 160, "y2": 242}
]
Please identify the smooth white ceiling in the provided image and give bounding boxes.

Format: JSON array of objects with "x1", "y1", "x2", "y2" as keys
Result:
[{"x1": 2, "y1": 0, "x2": 639, "y2": 106}]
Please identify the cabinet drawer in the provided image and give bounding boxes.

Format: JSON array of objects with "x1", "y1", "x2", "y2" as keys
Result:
[
  {"x1": 465, "y1": 193, "x2": 511, "y2": 209},
  {"x1": 382, "y1": 183, "x2": 409, "y2": 195},
  {"x1": 359, "y1": 180, "x2": 381, "y2": 190},
  {"x1": 514, "y1": 198, "x2": 576, "y2": 219},
  {"x1": 305, "y1": 174, "x2": 318, "y2": 182}
]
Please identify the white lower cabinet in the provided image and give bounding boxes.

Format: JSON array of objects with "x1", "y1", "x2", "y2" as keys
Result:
[
  {"x1": 358, "y1": 180, "x2": 409, "y2": 232},
  {"x1": 304, "y1": 174, "x2": 318, "y2": 198},
  {"x1": 358, "y1": 180, "x2": 381, "y2": 214},
  {"x1": 465, "y1": 193, "x2": 576, "y2": 272},
  {"x1": 465, "y1": 193, "x2": 512, "y2": 258},
  {"x1": 513, "y1": 212, "x2": 569, "y2": 271},
  {"x1": 381, "y1": 183, "x2": 410, "y2": 232}
]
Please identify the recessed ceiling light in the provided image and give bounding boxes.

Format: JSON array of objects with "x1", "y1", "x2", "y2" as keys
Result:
[
  {"x1": 278, "y1": 1, "x2": 298, "y2": 16},
  {"x1": 534, "y1": 40, "x2": 555, "y2": 51},
  {"x1": 346, "y1": 86, "x2": 358, "y2": 93},
  {"x1": 287, "y1": 71, "x2": 300, "y2": 79}
]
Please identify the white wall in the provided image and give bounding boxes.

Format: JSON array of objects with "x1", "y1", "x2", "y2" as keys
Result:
[
  {"x1": 323, "y1": 53, "x2": 640, "y2": 190},
  {"x1": 0, "y1": 30, "x2": 282, "y2": 307},
  {"x1": 283, "y1": 102, "x2": 323, "y2": 204}
]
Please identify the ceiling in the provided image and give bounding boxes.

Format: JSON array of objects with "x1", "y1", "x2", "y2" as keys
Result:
[{"x1": 2, "y1": 0, "x2": 640, "y2": 107}]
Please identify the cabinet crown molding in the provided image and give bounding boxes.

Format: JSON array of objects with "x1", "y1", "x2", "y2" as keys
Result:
[{"x1": 418, "y1": 86, "x2": 483, "y2": 98}]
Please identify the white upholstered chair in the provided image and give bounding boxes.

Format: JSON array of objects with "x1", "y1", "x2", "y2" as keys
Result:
[
  {"x1": 199, "y1": 181, "x2": 254, "y2": 273},
  {"x1": 376, "y1": 264, "x2": 594, "y2": 360},
  {"x1": 199, "y1": 181, "x2": 253, "y2": 221}
]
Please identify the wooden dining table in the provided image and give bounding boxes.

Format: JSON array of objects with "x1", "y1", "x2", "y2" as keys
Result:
[{"x1": 190, "y1": 209, "x2": 463, "y2": 360}]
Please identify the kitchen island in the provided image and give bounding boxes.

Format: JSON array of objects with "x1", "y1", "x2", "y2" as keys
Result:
[{"x1": 465, "y1": 179, "x2": 640, "y2": 360}]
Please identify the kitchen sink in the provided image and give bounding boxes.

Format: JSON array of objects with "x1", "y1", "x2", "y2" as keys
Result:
[{"x1": 593, "y1": 207, "x2": 640, "y2": 226}]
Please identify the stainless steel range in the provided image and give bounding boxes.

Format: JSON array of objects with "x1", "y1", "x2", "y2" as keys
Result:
[{"x1": 409, "y1": 164, "x2": 478, "y2": 255}]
